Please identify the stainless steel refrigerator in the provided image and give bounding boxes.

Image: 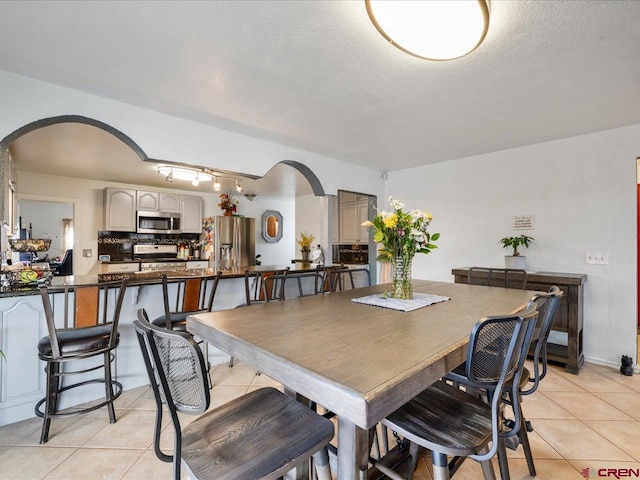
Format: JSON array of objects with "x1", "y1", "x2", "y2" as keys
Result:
[{"x1": 210, "y1": 216, "x2": 255, "y2": 270}]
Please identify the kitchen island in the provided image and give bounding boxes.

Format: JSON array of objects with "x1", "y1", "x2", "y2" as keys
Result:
[{"x1": 0, "y1": 263, "x2": 332, "y2": 426}]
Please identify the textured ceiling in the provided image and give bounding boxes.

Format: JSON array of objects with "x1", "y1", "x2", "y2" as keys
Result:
[{"x1": 0, "y1": 0, "x2": 639, "y2": 174}]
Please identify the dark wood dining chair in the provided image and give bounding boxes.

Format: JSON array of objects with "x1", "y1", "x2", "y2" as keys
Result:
[
  {"x1": 444, "y1": 286, "x2": 563, "y2": 480},
  {"x1": 36, "y1": 279, "x2": 128, "y2": 444},
  {"x1": 134, "y1": 311, "x2": 334, "y2": 480},
  {"x1": 377, "y1": 306, "x2": 538, "y2": 480}
]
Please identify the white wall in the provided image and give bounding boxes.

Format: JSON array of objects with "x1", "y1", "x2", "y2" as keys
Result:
[
  {"x1": 0, "y1": 70, "x2": 386, "y2": 201},
  {"x1": 295, "y1": 194, "x2": 324, "y2": 255},
  {"x1": 385, "y1": 124, "x2": 640, "y2": 368},
  {"x1": 17, "y1": 199, "x2": 72, "y2": 259}
]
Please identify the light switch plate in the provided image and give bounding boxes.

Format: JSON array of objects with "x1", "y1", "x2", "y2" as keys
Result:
[{"x1": 83, "y1": 249, "x2": 92, "y2": 258}]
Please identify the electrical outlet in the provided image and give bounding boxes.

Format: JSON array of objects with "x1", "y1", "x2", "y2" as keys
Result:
[
  {"x1": 586, "y1": 252, "x2": 608, "y2": 264},
  {"x1": 83, "y1": 249, "x2": 92, "y2": 258}
]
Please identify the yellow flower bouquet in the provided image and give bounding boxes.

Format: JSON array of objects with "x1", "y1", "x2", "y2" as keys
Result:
[
  {"x1": 363, "y1": 197, "x2": 439, "y2": 299},
  {"x1": 296, "y1": 231, "x2": 315, "y2": 252}
]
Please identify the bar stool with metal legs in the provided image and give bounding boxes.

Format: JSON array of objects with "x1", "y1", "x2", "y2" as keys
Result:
[
  {"x1": 150, "y1": 272, "x2": 222, "y2": 381},
  {"x1": 35, "y1": 279, "x2": 128, "y2": 444}
]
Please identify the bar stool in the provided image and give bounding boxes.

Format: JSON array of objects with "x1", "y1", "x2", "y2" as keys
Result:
[
  {"x1": 36, "y1": 279, "x2": 128, "y2": 444},
  {"x1": 150, "y1": 272, "x2": 222, "y2": 381}
]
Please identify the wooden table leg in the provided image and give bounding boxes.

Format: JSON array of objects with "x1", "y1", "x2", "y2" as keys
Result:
[{"x1": 338, "y1": 416, "x2": 370, "y2": 479}]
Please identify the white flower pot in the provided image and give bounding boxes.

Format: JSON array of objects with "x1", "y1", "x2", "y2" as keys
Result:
[{"x1": 505, "y1": 255, "x2": 526, "y2": 270}]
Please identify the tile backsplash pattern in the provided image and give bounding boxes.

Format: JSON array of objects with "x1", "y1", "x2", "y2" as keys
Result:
[{"x1": 98, "y1": 231, "x2": 199, "y2": 261}]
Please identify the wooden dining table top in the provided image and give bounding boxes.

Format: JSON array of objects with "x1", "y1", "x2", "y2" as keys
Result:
[{"x1": 187, "y1": 279, "x2": 535, "y2": 430}]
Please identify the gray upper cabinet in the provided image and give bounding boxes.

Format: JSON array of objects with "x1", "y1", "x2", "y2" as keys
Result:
[
  {"x1": 105, "y1": 188, "x2": 201, "y2": 232},
  {"x1": 104, "y1": 187, "x2": 136, "y2": 231},
  {"x1": 136, "y1": 191, "x2": 180, "y2": 212},
  {"x1": 136, "y1": 190, "x2": 159, "y2": 210},
  {"x1": 180, "y1": 195, "x2": 203, "y2": 233},
  {"x1": 159, "y1": 193, "x2": 180, "y2": 213}
]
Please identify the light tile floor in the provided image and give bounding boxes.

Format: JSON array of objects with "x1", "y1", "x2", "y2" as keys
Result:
[{"x1": 2, "y1": 360, "x2": 640, "y2": 479}]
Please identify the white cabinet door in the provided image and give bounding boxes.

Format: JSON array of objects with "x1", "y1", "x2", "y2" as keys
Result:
[
  {"x1": 339, "y1": 198, "x2": 370, "y2": 244},
  {"x1": 180, "y1": 195, "x2": 203, "y2": 233},
  {"x1": 159, "y1": 193, "x2": 180, "y2": 213},
  {"x1": 136, "y1": 191, "x2": 159, "y2": 211},
  {"x1": 0, "y1": 296, "x2": 47, "y2": 426},
  {"x1": 357, "y1": 201, "x2": 370, "y2": 244},
  {"x1": 339, "y1": 203, "x2": 358, "y2": 243},
  {"x1": 104, "y1": 188, "x2": 136, "y2": 231}
]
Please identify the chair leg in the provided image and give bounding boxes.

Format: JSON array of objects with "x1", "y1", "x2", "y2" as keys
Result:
[
  {"x1": 480, "y1": 458, "x2": 497, "y2": 480},
  {"x1": 431, "y1": 451, "x2": 449, "y2": 480},
  {"x1": 381, "y1": 424, "x2": 390, "y2": 456},
  {"x1": 313, "y1": 447, "x2": 332, "y2": 480},
  {"x1": 104, "y1": 352, "x2": 117, "y2": 424},
  {"x1": 518, "y1": 410, "x2": 536, "y2": 476},
  {"x1": 496, "y1": 436, "x2": 511, "y2": 480},
  {"x1": 201, "y1": 341, "x2": 212, "y2": 388},
  {"x1": 478, "y1": 445, "x2": 497, "y2": 480},
  {"x1": 228, "y1": 355, "x2": 235, "y2": 367},
  {"x1": 406, "y1": 441, "x2": 420, "y2": 480},
  {"x1": 39, "y1": 361, "x2": 57, "y2": 444}
]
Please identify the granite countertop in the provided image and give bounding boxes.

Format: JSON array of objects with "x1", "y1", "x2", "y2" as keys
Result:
[{"x1": 0, "y1": 264, "x2": 330, "y2": 296}]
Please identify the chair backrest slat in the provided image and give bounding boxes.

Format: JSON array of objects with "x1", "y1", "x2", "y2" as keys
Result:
[
  {"x1": 182, "y1": 278, "x2": 203, "y2": 312},
  {"x1": 75, "y1": 286, "x2": 100, "y2": 328}
]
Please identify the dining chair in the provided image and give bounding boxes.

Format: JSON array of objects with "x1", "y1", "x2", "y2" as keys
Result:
[
  {"x1": 468, "y1": 267, "x2": 529, "y2": 290},
  {"x1": 150, "y1": 272, "x2": 222, "y2": 381},
  {"x1": 333, "y1": 264, "x2": 371, "y2": 291},
  {"x1": 134, "y1": 311, "x2": 334, "y2": 480},
  {"x1": 269, "y1": 266, "x2": 326, "y2": 300},
  {"x1": 243, "y1": 268, "x2": 290, "y2": 305},
  {"x1": 36, "y1": 278, "x2": 128, "y2": 444},
  {"x1": 318, "y1": 264, "x2": 348, "y2": 292},
  {"x1": 226, "y1": 269, "x2": 288, "y2": 368},
  {"x1": 502, "y1": 286, "x2": 564, "y2": 475},
  {"x1": 377, "y1": 305, "x2": 538, "y2": 480},
  {"x1": 444, "y1": 286, "x2": 563, "y2": 479}
]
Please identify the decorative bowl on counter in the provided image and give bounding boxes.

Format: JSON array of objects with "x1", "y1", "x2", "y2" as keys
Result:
[
  {"x1": 9, "y1": 238, "x2": 52, "y2": 252},
  {"x1": 3, "y1": 267, "x2": 54, "y2": 288}
]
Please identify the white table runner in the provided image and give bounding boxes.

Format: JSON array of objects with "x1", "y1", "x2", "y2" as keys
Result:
[{"x1": 351, "y1": 292, "x2": 450, "y2": 312}]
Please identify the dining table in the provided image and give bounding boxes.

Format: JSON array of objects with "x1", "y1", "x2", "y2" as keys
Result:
[{"x1": 187, "y1": 279, "x2": 535, "y2": 479}]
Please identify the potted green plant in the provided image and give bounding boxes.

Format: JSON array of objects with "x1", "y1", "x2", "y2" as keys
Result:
[{"x1": 499, "y1": 234, "x2": 534, "y2": 269}]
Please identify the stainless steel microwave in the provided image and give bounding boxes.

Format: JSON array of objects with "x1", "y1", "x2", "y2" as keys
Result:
[{"x1": 136, "y1": 211, "x2": 181, "y2": 234}]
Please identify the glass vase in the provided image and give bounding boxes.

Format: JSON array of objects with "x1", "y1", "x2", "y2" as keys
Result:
[{"x1": 392, "y1": 254, "x2": 413, "y2": 300}]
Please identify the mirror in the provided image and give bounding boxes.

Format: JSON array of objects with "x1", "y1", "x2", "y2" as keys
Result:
[{"x1": 262, "y1": 210, "x2": 283, "y2": 243}]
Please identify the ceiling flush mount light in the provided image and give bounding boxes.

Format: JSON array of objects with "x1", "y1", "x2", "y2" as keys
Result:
[
  {"x1": 365, "y1": 0, "x2": 489, "y2": 61},
  {"x1": 157, "y1": 165, "x2": 213, "y2": 185}
]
